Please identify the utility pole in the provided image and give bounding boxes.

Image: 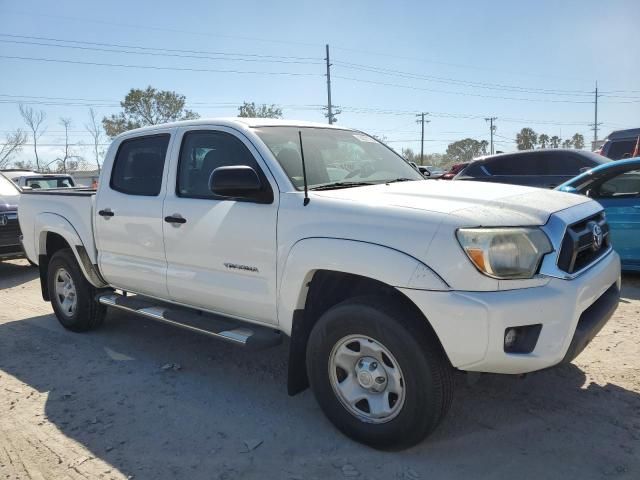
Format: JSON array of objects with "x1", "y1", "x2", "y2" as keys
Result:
[
  {"x1": 325, "y1": 44, "x2": 333, "y2": 125},
  {"x1": 591, "y1": 81, "x2": 602, "y2": 149},
  {"x1": 415, "y1": 112, "x2": 430, "y2": 164},
  {"x1": 485, "y1": 117, "x2": 497, "y2": 155}
]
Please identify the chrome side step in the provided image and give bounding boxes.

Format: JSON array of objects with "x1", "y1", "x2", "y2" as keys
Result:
[{"x1": 98, "y1": 293, "x2": 282, "y2": 350}]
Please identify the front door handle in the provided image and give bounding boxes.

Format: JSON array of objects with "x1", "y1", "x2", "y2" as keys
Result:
[
  {"x1": 98, "y1": 209, "x2": 114, "y2": 217},
  {"x1": 164, "y1": 215, "x2": 187, "y2": 224}
]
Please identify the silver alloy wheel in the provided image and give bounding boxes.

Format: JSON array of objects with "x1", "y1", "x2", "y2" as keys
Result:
[
  {"x1": 54, "y1": 267, "x2": 77, "y2": 317},
  {"x1": 328, "y1": 334, "x2": 406, "y2": 424}
]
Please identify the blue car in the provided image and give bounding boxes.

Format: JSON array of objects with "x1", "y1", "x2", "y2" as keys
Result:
[{"x1": 557, "y1": 157, "x2": 640, "y2": 272}]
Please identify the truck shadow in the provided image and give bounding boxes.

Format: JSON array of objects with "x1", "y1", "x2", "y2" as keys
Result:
[
  {"x1": 0, "y1": 259, "x2": 38, "y2": 289},
  {"x1": 0, "y1": 309, "x2": 638, "y2": 479},
  {"x1": 621, "y1": 272, "x2": 640, "y2": 301}
]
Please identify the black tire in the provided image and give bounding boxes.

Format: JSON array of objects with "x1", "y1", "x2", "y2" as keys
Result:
[
  {"x1": 47, "y1": 248, "x2": 105, "y2": 332},
  {"x1": 306, "y1": 295, "x2": 453, "y2": 450}
]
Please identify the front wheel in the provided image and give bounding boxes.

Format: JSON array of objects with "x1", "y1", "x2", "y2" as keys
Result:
[
  {"x1": 47, "y1": 248, "x2": 105, "y2": 332},
  {"x1": 306, "y1": 296, "x2": 453, "y2": 450}
]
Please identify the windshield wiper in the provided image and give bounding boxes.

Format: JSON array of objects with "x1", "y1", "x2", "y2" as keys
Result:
[
  {"x1": 385, "y1": 177, "x2": 415, "y2": 184},
  {"x1": 309, "y1": 181, "x2": 377, "y2": 191}
]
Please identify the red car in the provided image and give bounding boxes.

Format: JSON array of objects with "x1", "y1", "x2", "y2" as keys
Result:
[{"x1": 440, "y1": 162, "x2": 469, "y2": 180}]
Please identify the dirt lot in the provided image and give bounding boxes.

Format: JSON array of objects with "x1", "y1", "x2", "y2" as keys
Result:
[{"x1": 0, "y1": 259, "x2": 638, "y2": 480}]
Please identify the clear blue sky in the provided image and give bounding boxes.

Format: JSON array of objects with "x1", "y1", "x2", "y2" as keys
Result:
[{"x1": 1, "y1": 0, "x2": 639, "y2": 167}]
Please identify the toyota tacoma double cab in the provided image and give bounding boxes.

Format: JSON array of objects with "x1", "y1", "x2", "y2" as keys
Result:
[{"x1": 19, "y1": 118, "x2": 621, "y2": 449}]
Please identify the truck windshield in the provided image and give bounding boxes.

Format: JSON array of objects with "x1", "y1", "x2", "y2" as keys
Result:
[{"x1": 254, "y1": 126, "x2": 423, "y2": 189}]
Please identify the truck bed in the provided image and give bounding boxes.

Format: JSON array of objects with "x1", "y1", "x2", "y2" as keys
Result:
[{"x1": 19, "y1": 188, "x2": 98, "y2": 265}]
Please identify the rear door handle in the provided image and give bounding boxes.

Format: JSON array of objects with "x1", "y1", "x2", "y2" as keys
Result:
[
  {"x1": 164, "y1": 215, "x2": 187, "y2": 224},
  {"x1": 98, "y1": 209, "x2": 114, "y2": 217}
]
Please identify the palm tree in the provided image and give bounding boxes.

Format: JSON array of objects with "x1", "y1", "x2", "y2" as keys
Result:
[
  {"x1": 550, "y1": 136, "x2": 561, "y2": 148},
  {"x1": 572, "y1": 133, "x2": 585, "y2": 150},
  {"x1": 516, "y1": 128, "x2": 538, "y2": 150},
  {"x1": 562, "y1": 139, "x2": 573, "y2": 149},
  {"x1": 538, "y1": 134, "x2": 550, "y2": 149}
]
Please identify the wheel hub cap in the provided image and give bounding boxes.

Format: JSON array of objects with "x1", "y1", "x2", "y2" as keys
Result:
[
  {"x1": 54, "y1": 268, "x2": 77, "y2": 317},
  {"x1": 356, "y1": 357, "x2": 387, "y2": 392},
  {"x1": 328, "y1": 335, "x2": 406, "y2": 424}
]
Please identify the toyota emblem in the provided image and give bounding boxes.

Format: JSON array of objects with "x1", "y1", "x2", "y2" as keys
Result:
[{"x1": 591, "y1": 223, "x2": 603, "y2": 251}]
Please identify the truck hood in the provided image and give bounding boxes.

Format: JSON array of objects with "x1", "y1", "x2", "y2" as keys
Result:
[{"x1": 312, "y1": 179, "x2": 591, "y2": 226}]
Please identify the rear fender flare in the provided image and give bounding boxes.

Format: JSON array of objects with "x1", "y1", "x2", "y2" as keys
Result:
[{"x1": 35, "y1": 213, "x2": 108, "y2": 289}]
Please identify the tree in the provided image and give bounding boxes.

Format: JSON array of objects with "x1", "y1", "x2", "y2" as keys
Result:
[
  {"x1": 550, "y1": 136, "x2": 561, "y2": 148},
  {"x1": 238, "y1": 102, "x2": 283, "y2": 119},
  {"x1": 401, "y1": 148, "x2": 417, "y2": 162},
  {"x1": 56, "y1": 118, "x2": 84, "y2": 173},
  {"x1": 572, "y1": 133, "x2": 585, "y2": 150},
  {"x1": 19, "y1": 104, "x2": 47, "y2": 171},
  {"x1": 0, "y1": 129, "x2": 27, "y2": 168},
  {"x1": 538, "y1": 134, "x2": 550, "y2": 149},
  {"x1": 562, "y1": 139, "x2": 573, "y2": 149},
  {"x1": 516, "y1": 128, "x2": 538, "y2": 150},
  {"x1": 102, "y1": 86, "x2": 199, "y2": 137},
  {"x1": 85, "y1": 108, "x2": 104, "y2": 173},
  {"x1": 445, "y1": 138, "x2": 489, "y2": 163}
]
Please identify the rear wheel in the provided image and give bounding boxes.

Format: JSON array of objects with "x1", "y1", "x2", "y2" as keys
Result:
[
  {"x1": 306, "y1": 296, "x2": 453, "y2": 450},
  {"x1": 47, "y1": 248, "x2": 105, "y2": 332}
]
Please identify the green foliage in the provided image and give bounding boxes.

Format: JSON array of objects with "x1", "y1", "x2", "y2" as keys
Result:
[
  {"x1": 549, "y1": 136, "x2": 561, "y2": 148},
  {"x1": 238, "y1": 102, "x2": 283, "y2": 119},
  {"x1": 102, "y1": 86, "x2": 199, "y2": 137},
  {"x1": 516, "y1": 128, "x2": 538, "y2": 150},
  {"x1": 572, "y1": 133, "x2": 585, "y2": 150},
  {"x1": 538, "y1": 134, "x2": 550, "y2": 149},
  {"x1": 446, "y1": 138, "x2": 488, "y2": 163},
  {"x1": 562, "y1": 139, "x2": 573, "y2": 148}
]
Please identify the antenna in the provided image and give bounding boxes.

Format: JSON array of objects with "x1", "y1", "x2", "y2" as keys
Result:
[{"x1": 298, "y1": 130, "x2": 310, "y2": 206}]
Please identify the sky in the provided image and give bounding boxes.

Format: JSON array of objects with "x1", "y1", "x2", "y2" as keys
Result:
[{"x1": 1, "y1": 0, "x2": 639, "y2": 168}]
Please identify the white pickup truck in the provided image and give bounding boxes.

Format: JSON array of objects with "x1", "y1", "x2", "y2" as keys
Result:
[{"x1": 19, "y1": 118, "x2": 621, "y2": 449}]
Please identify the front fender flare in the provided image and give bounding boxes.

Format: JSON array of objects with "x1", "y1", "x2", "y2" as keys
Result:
[{"x1": 277, "y1": 237, "x2": 448, "y2": 334}]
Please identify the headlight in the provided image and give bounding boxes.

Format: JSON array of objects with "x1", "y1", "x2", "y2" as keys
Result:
[{"x1": 456, "y1": 227, "x2": 553, "y2": 279}]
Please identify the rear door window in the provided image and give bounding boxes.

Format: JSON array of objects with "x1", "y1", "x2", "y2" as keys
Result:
[
  {"x1": 110, "y1": 134, "x2": 170, "y2": 196},
  {"x1": 545, "y1": 154, "x2": 592, "y2": 175},
  {"x1": 606, "y1": 140, "x2": 637, "y2": 160}
]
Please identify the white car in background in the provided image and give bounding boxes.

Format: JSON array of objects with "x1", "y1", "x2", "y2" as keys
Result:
[{"x1": 1, "y1": 169, "x2": 76, "y2": 189}]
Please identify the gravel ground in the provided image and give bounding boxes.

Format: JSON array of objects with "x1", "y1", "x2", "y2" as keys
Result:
[{"x1": 0, "y1": 258, "x2": 639, "y2": 480}]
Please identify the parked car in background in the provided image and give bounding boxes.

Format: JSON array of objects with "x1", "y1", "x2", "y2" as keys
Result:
[
  {"x1": 425, "y1": 166, "x2": 446, "y2": 178},
  {"x1": 557, "y1": 157, "x2": 640, "y2": 272},
  {"x1": 1, "y1": 169, "x2": 76, "y2": 189},
  {"x1": 597, "y1": 128, "x2": 640, "y2": 160},
  {"x1": 453, "y1": 149, "x2": 610, "y2": 188},
  {"x1": 0, "y1": 173, "x2": 24, "y2": 261},
  {"x1": 440, "y1": 162, "x2": 469, "y2": 180}
]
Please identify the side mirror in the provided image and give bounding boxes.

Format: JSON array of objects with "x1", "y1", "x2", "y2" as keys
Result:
[{"x1": 209, "y1": 165, "x2": 262, "y2": 199}]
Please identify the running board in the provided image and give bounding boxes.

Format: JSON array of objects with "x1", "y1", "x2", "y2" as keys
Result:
[{"x1": 97, "y1": 293, "x2": 282, "y2": 350}]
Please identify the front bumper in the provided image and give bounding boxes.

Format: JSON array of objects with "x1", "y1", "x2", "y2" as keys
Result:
[{"x1": 399, "y1": 249, "x2": 621, "y2": 374}]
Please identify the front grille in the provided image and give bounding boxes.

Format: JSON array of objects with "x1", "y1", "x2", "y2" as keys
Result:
[
  {"x1": 557, "y1": 212, "x2": 610, "y2": 274},
  {"x1": 0, "y1": 216, "x2": 21, "y2": 248}
]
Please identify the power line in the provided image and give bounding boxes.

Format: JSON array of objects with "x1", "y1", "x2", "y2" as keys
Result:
[
  {"x1": 0, "y1": 55, "x2": 323, "y2": 77},
  {"x1": 333, "y1": 60, "x2": 595, "y2": 97},
  {"x1": 332, "y1": 75, "x2": 603, "y2": 104},
  {"x1": 0, "y1": 35, "x2": 323, "y2": 65}
]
